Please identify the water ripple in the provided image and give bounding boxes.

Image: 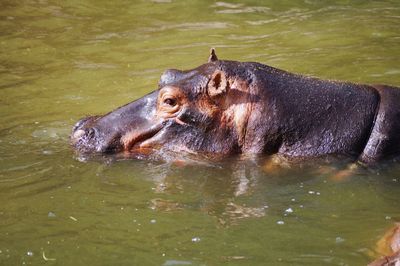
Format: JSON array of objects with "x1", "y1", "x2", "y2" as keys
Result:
[
  {"x1": 212, "y1": 2, "x2": 271, "y2": 14},
  {"x1": 140, "y1": 21, "x2": 235, "y2": 33}
]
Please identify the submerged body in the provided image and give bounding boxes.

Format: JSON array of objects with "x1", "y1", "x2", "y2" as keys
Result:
[
  {"x1": 369, "y1": 223, "x2": 400, "y2": 266},
  {"x1": 71, "y1": 50, "x2": 400, "y2": 163}
]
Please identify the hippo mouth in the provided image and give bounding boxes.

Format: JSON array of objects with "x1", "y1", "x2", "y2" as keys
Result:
[
  {"x1": 121, "y1": 121, "x2": 167, "y2": 151},
  {"x1": 71, "y1": 115, "x2": 168, "y2": 154}
]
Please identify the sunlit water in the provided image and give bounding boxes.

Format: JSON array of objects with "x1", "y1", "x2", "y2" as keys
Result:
[{"x1": 1, "y1": 0, "x2": 400, "y2": 265}]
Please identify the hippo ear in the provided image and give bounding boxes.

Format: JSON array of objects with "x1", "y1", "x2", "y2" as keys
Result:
[
  {"x1": 208, "y1": 48, "x2": 218, "y2": 63},
  {"x1": 207, "y1": 70, "x2": 228, "y2": 98}
]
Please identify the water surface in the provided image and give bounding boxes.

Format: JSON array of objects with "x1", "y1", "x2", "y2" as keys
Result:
[{"x1": 1, "y1": 0, "x2": 400, "y2": 265}]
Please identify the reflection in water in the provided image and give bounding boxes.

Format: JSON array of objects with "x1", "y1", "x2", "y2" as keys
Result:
[{"x1": 129, "y1": 154, "x2": 359, "y2": 227}]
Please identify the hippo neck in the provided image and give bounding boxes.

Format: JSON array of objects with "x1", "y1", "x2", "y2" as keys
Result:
[{"x1": 231, "y1": 61, "x2": 380, "y2": 157}]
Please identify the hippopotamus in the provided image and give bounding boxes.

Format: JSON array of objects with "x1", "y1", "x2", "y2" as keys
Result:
[
  {"x1": 369, "y1": 223, "x2": 400, "y2": 266},
  {"x1": 71, "y1": 49, "x2": 400, "y2": 164}
]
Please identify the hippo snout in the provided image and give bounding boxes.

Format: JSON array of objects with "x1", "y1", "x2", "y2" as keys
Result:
[
  {"x1": 71, "y1": 126, "x2": 97, "y2": 144},
  {"x1": 71, "y1": 116, "x2": 123, "y2": 153},
  {"x1": 71, "y1": 116, "x2": 98, "y2": 142}
]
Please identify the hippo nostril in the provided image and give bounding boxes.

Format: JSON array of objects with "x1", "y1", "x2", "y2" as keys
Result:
[
  {"x1": 72, "y1": 129, "x2": 86, "y2": 140},
  {"x1": 73, "y1": 116, "x2": 101, "y2": 133},
  {"x1": 71, "y1": 127, "x2": 98, "y2": 144},
  {"x1": 73, "y1": 117, "x2": 91, "y2": 132},
  {"x1": 87, "y1": 128, "x2": 97, "y2": 139}
]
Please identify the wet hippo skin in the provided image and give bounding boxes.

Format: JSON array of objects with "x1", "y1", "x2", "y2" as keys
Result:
[
  {"x1": 369, "y1": 223, "x2": 400, "y2": 266},
  {"x1": 71, "y1": 49, "x2": 400, "y2": 164}
]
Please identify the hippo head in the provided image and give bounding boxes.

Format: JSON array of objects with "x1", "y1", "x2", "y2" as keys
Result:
[{"x1": 71, "y1": 49, "x2": 257, "y2": 158}]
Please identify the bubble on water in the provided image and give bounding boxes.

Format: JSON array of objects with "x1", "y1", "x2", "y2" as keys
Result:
[
  {"x1": 291, "y1": 198, "x2": 296, "y2": 202},
  {"x1": 48, "y1": 212, "x2": 56, "y2": 218},
  {"x1": 26, "y1": 251, "x2": 33, "y2": 256},
  {"x1": 335, "y1": 237, "x2": 345, "y2": 244},
  {"x1": 308, "y1": 191, "x2": 315, "y2": 194},
  {"x1": 385, "y1": 216, "x2": 392, "y2": 220},
  {"x1": 277, "y1": 220, "x2": 285, "y2": 225},
  {"x1": 150, "y1": 219, "x2": 156, "y2": 224},
  {"x1": 285, "y1": 208, "x2": 293, "y2": 213},
  {"x1": 191, "y1": 237, "x2": 201, "y2": 242}
]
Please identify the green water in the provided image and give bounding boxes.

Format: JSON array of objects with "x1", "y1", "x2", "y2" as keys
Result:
[{"x1": 1, "y1": 0, "x2": 400, "y2": 265}]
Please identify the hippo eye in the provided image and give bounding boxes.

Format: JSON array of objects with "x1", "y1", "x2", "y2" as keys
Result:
[
  {"x1": 163, "y1": 98, "x2": 177, "y2": 107},
  {"x1": 158, "y1": 86, "x2": 183, "y2": 117}
]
